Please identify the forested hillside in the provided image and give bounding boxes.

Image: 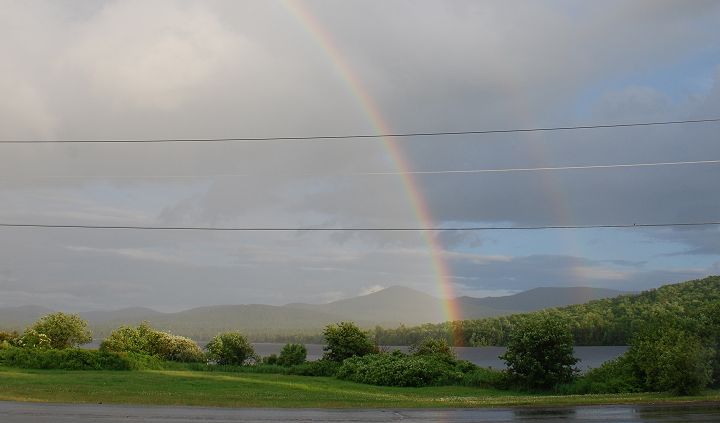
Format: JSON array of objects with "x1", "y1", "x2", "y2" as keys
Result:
[{"x1": 374, "y1": 276, "x2": 720, "y2": 346}]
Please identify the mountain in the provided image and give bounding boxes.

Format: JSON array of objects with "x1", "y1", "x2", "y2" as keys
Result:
[
  {"x1": 0, "y1": 305, "x2": 53, "y2": 330},
  {"x1": 456, "y1": 286, "x2": 627, "y2": 319},
  {"x1": 0, "y1": 285, "x2": 627, "y2": 340},
  {"x1": 286, "y1": 286, "x2": 446, "y2": 325},
  {"x1": 80, "y1": 307, "x2": 164, "y2": 324},
  {"x1": 140, "y1": 304, "x2": 360, "y2": 340},
  {"x1": 378, "y1": 275, "x2": 720, "y2": 346}
]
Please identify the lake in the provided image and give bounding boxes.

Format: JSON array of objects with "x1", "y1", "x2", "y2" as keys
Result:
[
  {"x1": 253, "y1": 343, "x2": 628, "y2": 371},
  {"x1": 84, "y1": 341, "x2": 627, "y2": 370}
]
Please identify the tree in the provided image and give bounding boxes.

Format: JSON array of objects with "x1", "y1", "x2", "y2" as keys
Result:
[
  {"x1": 500, "y1": 313, "x2": 578, "y2": 389},
  {"x1": 323, "y1": 322, "x2": 377, "y2": 362},
  {"x1": 28, "y1": 312, "x2": 92, "y2": 349},
  {"x1": 277, "y1": 343, "x2": 307, "y2": 366},
  {"x1": 626, "y1": 323, "x2": 712, "y2": 395},
  {"x1": 206, "y1": 332, "x2": 256, "y2": 365}
]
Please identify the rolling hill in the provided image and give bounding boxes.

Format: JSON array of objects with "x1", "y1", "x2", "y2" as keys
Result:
[
  {"x1": 455, "y1": 286, "x2": 630, "y2": 319},
  {"x1": 374, "y1": 276, "x2": 720, "y2": 346},
  {"x1": 0, "y1": 285, "x2": 626, "y2": 340}
]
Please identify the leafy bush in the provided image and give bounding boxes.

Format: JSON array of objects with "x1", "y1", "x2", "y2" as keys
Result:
[
  {"x1": 500, "y1": 313, "x2": 579, "y2": 389},
  {"x1": 555, "y1": 355, "x2": 641, "y2": 394},
  {"x1": 0, "y1": 346, "x2": 162, "y2": 370},
  {"x1": 337, "y1": 351, "x2": 464, "y2": 387},
  {"x1": 626, "y1": 325, "x2": 713, "y2": 395},
  {"x1": 26, "y1": 312, "x2": 92, "y2": 349},
  {"x1": 285, "y1": 359, "x2": 340, "y2": 377},
  {"x1": 14, "y1": 329, "x2": 51, "y2": 349},
  {"x1": 277, "y1": 343, "x2": 307, "y2": 366},
  {"x1": 206, "y1": 332, "x2": 256, "y2": 365},
  {"x1": 99, "y1": 323, "x2": 154, "y2": 354},
  {"x1": 323, "y1": 322, "x2": 377, "y2": 362},
  {"x1": 156, "y1": 333, "x2": 206, "y2": 362},
  {"x1": 100, "y1": 323, "x2": 205, "y2": 362},
  {"x1": 409, "y1": 337, "x2": 455, "y2": 362},
  {"x1": 460, "y1": 366, "x2": 507, "y2": 388},
  {"x1": 558, "y1": 323, "x2": 714, "y2": 396},
  {"x1": 262, "y1": 354, "x2": 279, "y2": 365},
  {"x1": 0, "y1": 331, "x2": 19, "y2": 347}
]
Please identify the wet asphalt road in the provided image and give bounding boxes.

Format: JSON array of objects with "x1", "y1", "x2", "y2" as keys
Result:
[{"x1": 1, "y1": 401, "x2": 719, "y2": 422}]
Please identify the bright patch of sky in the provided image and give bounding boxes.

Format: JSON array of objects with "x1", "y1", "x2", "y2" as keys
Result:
[
  {"x1": 449, "y1": 226, "x2": 719, "y2": 270},
  {"x1": 573, "y1": 50, "x2": 720, "y2": 119}
]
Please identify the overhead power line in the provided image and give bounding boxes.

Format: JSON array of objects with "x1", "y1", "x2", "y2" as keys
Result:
[
  {"x1": 359, "y1": 159, "x2": 720, "y2": 175},
  {"x1": 4, "y1": 159, "x2": 719, "y2": 180},
  {"x1": 0, "y1": 222, "x2": 718, "y2": 232},
  {"x1": 1, "y1": 117, "x2": 719, "y2": 144}
]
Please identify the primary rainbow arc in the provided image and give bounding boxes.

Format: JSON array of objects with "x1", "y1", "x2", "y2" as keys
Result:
[{"x1": 283, "y1": 1, "x2": 463, "y2": 327}]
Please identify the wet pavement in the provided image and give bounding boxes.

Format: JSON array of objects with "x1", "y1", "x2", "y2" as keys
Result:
[{"x1": 1, "y1": 401, "x2": 719, "y2": 422}]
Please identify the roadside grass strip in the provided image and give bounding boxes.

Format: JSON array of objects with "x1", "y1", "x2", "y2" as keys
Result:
[{"x1": 0, "y1": 367, "x2": 718, "y2": 408}]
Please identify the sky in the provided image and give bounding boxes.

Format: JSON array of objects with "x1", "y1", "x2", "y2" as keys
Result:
[{"x1": 1, "y1": 0, "x2": 719, "y2": 312}]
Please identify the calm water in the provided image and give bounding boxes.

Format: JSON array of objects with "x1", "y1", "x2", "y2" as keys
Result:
[
  {"x1": 84, "y1": 341, "x2": 627, "y2": 370},
  {"x1": 253, "y1": 343, "x2": 628, "y2": 371}
]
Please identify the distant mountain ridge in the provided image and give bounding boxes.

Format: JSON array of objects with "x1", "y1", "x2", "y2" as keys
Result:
[
  {"x1": 455, "y1": 286, "x2": 631, "y2": 317},
  {"x1": 0, "y1": 286, "x2": 626, "y2": 339},
  {"x1": 285, "y1": 285, "x2": 447, "y2": 324}
]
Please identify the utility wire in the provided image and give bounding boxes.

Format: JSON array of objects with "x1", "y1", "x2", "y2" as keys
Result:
[
  {"x1": 5, "y1": 159, "x2": 718, "y2": 180},
  {"x1": 1, "y1": 117, "x2": 719, "y2": 144},
  {"x1": 0, "y1": 222, "x2": 718, "y2": 231}
]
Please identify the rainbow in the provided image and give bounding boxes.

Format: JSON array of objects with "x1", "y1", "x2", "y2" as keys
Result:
[{"x1": 282, "y1": 1, "x2": 463, "y2": 330}]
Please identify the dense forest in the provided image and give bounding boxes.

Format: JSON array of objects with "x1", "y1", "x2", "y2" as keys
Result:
[{"x1": 373, "y1": 276, "x2": 720, "y2": 346}]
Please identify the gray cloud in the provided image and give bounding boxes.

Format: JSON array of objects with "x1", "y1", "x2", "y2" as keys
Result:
[{"x1": 1, "y1": 1, "x2": 719, "y2": 309}]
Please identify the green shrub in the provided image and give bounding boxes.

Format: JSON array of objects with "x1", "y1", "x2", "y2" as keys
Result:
[
  {"x1": 121, "y1": 352, "x2": 165, "y2": 370},
  {"x1": 285, "y1": 359, "x2": 340, "y2": 377},
  {"x1": 337, "y1": 352, "x2": 464, "y2": 387},
  {"x1": 277, "y1": 343, "x2": 307, "y2": 366},
  {"x1": 0, "y1": 346, "x2": 162, "y2": 370},
  {"x1": 410, "y1": 337, "x2": 455, "y2": 363},
  {"x1": 262, "y1": 354, "x2": 279, "y2": 365},
  {"x1": 153, "y1": 333, "x2": 205, "y2": 363},
  {"x1": 557, "y1": 324, "x2": 715, "y2": 396},
  {"x1": 626, "y1": 325, "x2": 713, "y2": 395},
  {"x1": 555, "y1": 355, "x2": 642, "y2": 394},
  {"x1": 206, "y1": 332, "x2": 256, "y2": 365},
  {"x1": 101, "y1": 323, "x2": 205, "y2": 362},
  {"x1": 460, "y1": 366, "x2": 507, "y2": 388},
  {"x1": 323, "y1": 322, "x2": 377, "y2": 362},
  {"x1": 100, "y1": 323, "x2": 154, "y2": 354},
  {"x1": 0, "y1": 331, "x2": 19, "y2": 345},
  {"x1": 500, "y1": 313, "x2": 579, "y2": 389},
  {"x1": 14, "y1": 329, "x2": 51, "y2": 349},
  {"x1": 26, "y1": 312, "x2": 92, "y2": 349}
]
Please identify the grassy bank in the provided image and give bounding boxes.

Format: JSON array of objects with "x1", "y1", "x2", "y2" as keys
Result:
[{"x1": 0, "y1": 367, "x2": 718, "y2": 408}]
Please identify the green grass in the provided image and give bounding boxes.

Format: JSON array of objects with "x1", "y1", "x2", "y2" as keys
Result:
[{"x1": 0, "y1": 367, "x2": 718, "y2": 408}]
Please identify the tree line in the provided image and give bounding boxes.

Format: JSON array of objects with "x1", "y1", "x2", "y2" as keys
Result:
[{"x1": 374, "y1": 276, "x2": 720, "y2": 346}]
